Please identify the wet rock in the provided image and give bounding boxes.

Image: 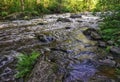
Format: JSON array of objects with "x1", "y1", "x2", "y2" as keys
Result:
[
  {"x1": 83, "y1": 28, "x2": 95, "y2": 37},
  {"x1": 51, "y1": 48, "x2": 73, "y2": 53},
  {"x1": 37, "y1": 21, "x2": 47, "y2": 25},
  {"x1": 107, "y1": 56, "x2": 114, "y2": 60},
  {"x1": 70, "y1": 14, "x2": 82, "y2": 18},
  {"x1": 98, "y1": 41, "x2": 106, "y2": 48},
  {"x1": 17, "y1": 78, "x2": 24, "y2": 82},
  {"x1": 83, "y1": 28, "x2": 101, "y2": 40},
  {"x1": 97, "y1": 19, "x2": 103, "y2": 22},
  {"x1": 0, "y1": 56, "x2": 15, "y2": 81},
  {"x1": 0, "y1": 67, "x2": 15, "y2": 82},
  {"x1": 57, "y1": 18, "x2": 72, "y2": 22},
  {"x1": 74, "y1": 51, "x2": 96, "y2": 61},
  {"x1": 43, "y1": 47, "x2": 51, "y2": 52},
  {"x1": 65, "y1": 27, "x2": 72, "y2": 29},
  {"x1": 110, "y1": 46, "x2": 120, "y2": 55},
  {"x1": 91, "y1": 31, "x2": 101, "y2": 40},
  {"x1": 107, "y1": 40, "x2": 114, "y2": 45},
  {"x1": 0, "y1": 56, "x2": 14, "y2": 68},
  {"x1": 77, "y1": 20, "x2": 83, "y2": 23},
  {"x1": 99, "y1": 59, "x2": 116, "y2": 67},
  {"x1": 37, "y1": 22, "x2": 45, "y2": 25},
  {"x1": 89, "y1": 21, "x2": 94, "y2": 24},
  {"x1": 116, "y1": 63, "x2": 120, "y2": 68},
  {"x1": 5, "y1": 67, "x2": 13, "y2": 73},
  {"x1": 28, "y1": 60, "x2": 59, "y2": 82},
  {"x1": 35, "y1": 34, "x2": 54, "y2": 43}
]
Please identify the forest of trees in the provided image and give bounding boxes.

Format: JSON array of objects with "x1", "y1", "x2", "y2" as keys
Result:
[{"x1": 0, "y1": 0, "x2": 120, "y2": 16}]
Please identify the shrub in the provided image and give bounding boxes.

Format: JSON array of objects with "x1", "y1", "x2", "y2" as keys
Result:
[
  {"x1": 100, "y1": 12, "x2": 120, "y2": 46},
  {"x1": 1, "y1": 11, "x2": 8, "y2": 16}
]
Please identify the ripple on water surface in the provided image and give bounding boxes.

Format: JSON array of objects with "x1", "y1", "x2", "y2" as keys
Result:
[{"x1": 64, "y1": 59, "x2": 97, "y2": 82}]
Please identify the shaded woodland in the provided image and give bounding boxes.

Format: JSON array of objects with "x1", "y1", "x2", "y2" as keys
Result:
[{"x1": 0, "y1": 0, "x2": 120, "y2": 16}]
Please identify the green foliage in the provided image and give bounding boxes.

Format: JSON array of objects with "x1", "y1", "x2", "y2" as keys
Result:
[
  {"x1": 62, "y1": 0, "x2": 97, "y2": 12},
  {"x1": 100, "y1": 12, "x2": 120, "y2": 46},
  {"x1": 47, "y1": 1, "x2": 60, "y2": 13},
  {"x1": 9, "y1": 0, "x2": 21, "y2": 13},
  {"x1": 15, "y1": 51, "x2": 40, "y2": 78},
  {"x1": 36, "y1": 4, "x2": 50, "y2": 14},
  {"x1": 0, "y1": 0, "x2": 98, "y2": 16},
  {"x1": 94, "y1": 0, "x2": 120, "y2": 11},
  {"x1": 52, "y1": 63, "x2": 59, "y2": 73},
  {"x1": 0, "y1": 0, "x2": 120, "y2": 16},
  {"x1": 116, "y1": 68, "x2": 120, "y2": 75},
  {"x1": 23, "y1": 10, "x2": 39, "y2": 16},
  {"x1": 106, "y1": 46, "x2": 111, "y2": 52},
  {"x1": 1, "y1": 11, "x2": 8, "y2": 16}
]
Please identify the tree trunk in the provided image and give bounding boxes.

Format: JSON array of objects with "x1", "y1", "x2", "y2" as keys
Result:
[
  {"x1": 57, "y1": 0, "x2": 62, "y2": 13},
  {"x1": 20, "y1": 0, "x2": 25, "y2": 11}
]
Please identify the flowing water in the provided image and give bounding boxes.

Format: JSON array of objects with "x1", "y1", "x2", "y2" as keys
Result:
[{"x1": 0, "y1": 13, "x2": 119, "y2": 82}]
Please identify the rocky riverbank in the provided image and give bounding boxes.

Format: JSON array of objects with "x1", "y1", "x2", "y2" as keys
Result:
[{"x1": 0, "y1": 13, "x2": 120, "y2": 82}]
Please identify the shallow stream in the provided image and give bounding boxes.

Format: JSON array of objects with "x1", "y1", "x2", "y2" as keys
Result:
[{"x1": 0, "y1": 13, "x2": 119, "y2": 82}]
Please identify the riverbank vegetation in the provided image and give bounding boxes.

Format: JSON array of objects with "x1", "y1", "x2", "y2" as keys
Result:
[
  {"x1": 0, "y1": 0, "x2": 120, "y2": 16},
  {"x1": 100, "y1": 12, "x2": 120, "y2": 46},
  {"x1": 0, "y1": 0, "x2": 97, "y2": 17},
  {"x1": 97, "y1": 0, "x2": 120, "y2": 74},
  {"x1": 97, "y1": 0, "x2": 120, "y2": 47}
]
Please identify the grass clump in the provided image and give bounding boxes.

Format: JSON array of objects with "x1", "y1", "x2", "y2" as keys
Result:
[{"x1": 15, "y1": 51, "x2": 40, "y2": 78}]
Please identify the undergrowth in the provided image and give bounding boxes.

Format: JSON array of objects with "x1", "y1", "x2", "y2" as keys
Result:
[
  {"x1": 15, "y1": 51, "x2": 40, "y2": 78},
  {"x1": 100, "y1": 11, "x2": 120, "y2": 75},
  {"x1": 100, "y1": 11, "x2": 120, "y2": 46},
  {"x1": 115, "y1": 68, "x2": 120, "y2": 76}
]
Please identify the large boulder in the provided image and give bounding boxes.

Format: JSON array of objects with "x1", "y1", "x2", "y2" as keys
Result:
[
  {"x1": 35, "y1": 33, "x2": 54, "y2": 43},
  {"x1": 65, "y1": 26, "x2": 72, "y2": 29},
  {"x1": 99, "y1": 57, "x2": 116, "y2": 67},
  {"x1": 107, "y1": 40, "x2": 114, "y2": 45},
  {"x1": 91, "y1": 31, "x2": 101, "y2": 40},
  {"x1": 110, "y1": 46, "x2": 120, "y2": 55},
  {"x1": 83, "y1": 28, "x2": 102, "y2": 40},
  {"x1": 28, "y1": 60, "x2": 60, "y2": 82}
]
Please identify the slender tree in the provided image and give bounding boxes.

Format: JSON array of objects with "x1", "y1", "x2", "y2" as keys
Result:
[
  {"x1": 20, "y1": 0, "x2": 25, "y2": 11},
  {"x1": 57, "y1": 0, "x2": 62, "y2": 13}
]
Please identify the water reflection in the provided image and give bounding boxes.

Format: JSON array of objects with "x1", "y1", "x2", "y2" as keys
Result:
[{"x1": 64, "y1": 60, "x2": 97, "y2": 82}]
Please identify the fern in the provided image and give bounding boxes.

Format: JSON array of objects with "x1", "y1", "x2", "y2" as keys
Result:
[{"x1": 15, "y1": 51, "x2": 40, "y2": 78}]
